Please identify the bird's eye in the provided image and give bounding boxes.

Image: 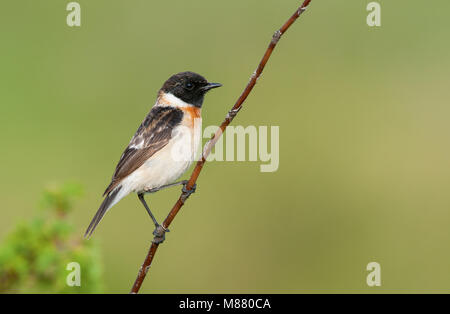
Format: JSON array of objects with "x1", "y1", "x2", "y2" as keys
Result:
[{"x1": 185, "y1": 82, "x2": 194, "y2": 90}]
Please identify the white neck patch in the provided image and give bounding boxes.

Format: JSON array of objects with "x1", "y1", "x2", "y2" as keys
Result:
[{"x1": 157, "y1": 92, "x2": 192, "y2": 108}]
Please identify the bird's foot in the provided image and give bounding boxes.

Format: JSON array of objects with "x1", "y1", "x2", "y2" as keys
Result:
[
  {"x1": 152, "y1": 224, "x2": 169, "y2": 244},
  {"x1": 181, "y1": 183, "x2": 197, "y2": 203}
]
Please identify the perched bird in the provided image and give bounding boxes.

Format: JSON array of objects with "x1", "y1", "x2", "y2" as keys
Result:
[{"x1": 85, "y1": 72, "x2": 221, "y2": 242}]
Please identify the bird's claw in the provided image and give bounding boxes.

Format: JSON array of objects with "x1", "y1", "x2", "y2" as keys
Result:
[
  {"x1": 152, "y1": 224, "x2": 169, "y2": 244},
  {"x1": 181, "y1": 183, "x2": 197, "y2": 202},
  {"x1": 182, "y1": 182, "x2": 196, "y2": 194}
]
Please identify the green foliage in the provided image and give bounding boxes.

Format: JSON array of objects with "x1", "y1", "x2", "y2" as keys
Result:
[{"x1": 0, "y1": 183, "x2": 103, "y2": 293}]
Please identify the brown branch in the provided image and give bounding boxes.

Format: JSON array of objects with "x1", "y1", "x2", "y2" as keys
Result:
[{"x1": 130, "y1": 0, "x2": 313, "y2": 294}]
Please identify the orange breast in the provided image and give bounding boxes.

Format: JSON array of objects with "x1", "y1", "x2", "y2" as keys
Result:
[{"x1": 181, "y1": 106, "x2": 201, "y2": 128}]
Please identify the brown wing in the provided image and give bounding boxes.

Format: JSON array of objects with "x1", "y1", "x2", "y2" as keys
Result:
[{"x1": 103, "y1": 106, "x2": 183, "y2": 196}]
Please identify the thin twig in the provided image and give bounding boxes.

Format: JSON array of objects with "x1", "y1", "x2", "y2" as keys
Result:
[{"x1": 130, "y1": 0, "x2": 312, "y2": 294}]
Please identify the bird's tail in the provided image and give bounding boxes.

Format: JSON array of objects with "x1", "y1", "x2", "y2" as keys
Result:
[{"x1": 84, "y1": 185, "x2": 126, "y2": 238}]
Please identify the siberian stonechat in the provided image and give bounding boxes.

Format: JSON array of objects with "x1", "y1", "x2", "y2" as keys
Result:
[{"x1": 85, "y1": 72, "x2": 222, "y2": 241}]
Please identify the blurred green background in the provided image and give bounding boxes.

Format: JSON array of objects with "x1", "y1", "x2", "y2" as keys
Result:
[{"x1": 1, "y1": 0, "x2": 450, "y2": 293}]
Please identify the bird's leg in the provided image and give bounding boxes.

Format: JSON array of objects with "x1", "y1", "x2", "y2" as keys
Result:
[
  {"x1": 139, "y1": 181, "x2": 197, "y2": 243},
  {"x1": 138, "y1": 193, "x2": 159, "y2": 227},
  {"x1": 138, "y1": 193, "x2": 169, "y2": 244},
  {"x1": 144, "y1": 180, "x2": 198, "y2": 199},
  {"x1": 144, "y1": 180, "x2": 188, "y2": 194}
]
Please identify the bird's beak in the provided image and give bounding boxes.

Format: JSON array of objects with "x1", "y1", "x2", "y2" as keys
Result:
[{"x1": 202, "y1": 82, "x2": 222, "y2": 92}]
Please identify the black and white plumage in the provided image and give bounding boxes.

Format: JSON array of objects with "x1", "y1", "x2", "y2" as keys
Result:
[{"x1": 85, "y1": 72, "x2": 222, "y2": 237}]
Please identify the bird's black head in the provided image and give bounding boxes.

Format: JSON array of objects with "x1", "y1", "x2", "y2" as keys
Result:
[{"x1": 160, "y1": 71, "x2": 222, "y2": 108}]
